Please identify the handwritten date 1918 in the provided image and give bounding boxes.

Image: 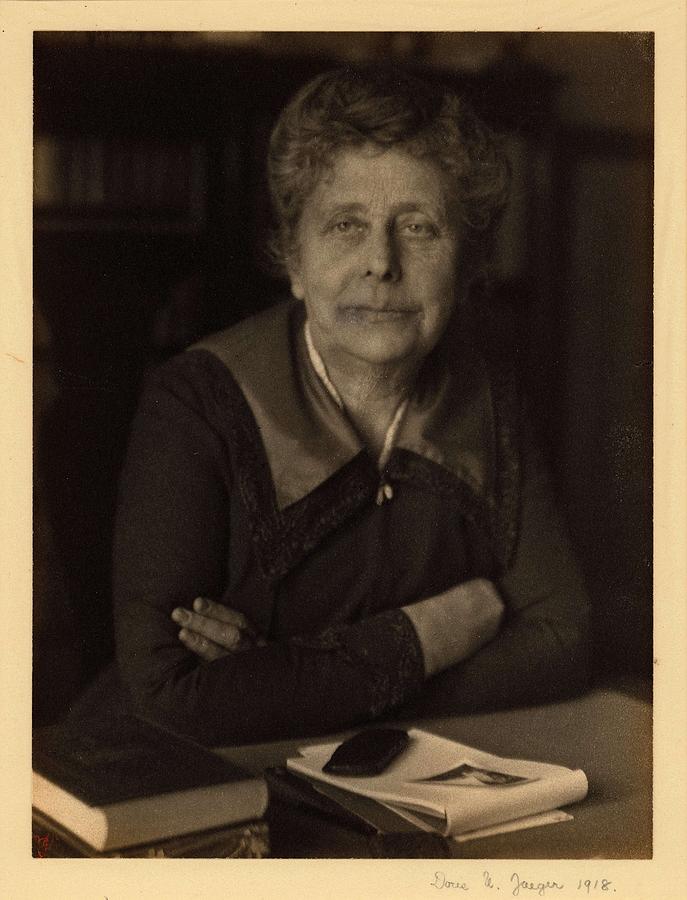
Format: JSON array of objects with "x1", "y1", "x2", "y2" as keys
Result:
[{"x1": 577, "y1": 880, "x2": 614, "y2": 894}]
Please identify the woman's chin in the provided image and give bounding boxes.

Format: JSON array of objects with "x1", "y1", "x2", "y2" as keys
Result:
[{"x1": 342, "y1": 333, "x2": 426, "y2": 369}]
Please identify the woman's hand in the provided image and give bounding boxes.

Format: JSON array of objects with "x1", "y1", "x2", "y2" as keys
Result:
[
  {"x1": 171, "y1": 598, "x2": 265, "y2": 662},
  {"x1": 402, "y1": 578, "x2": 505, "y2": 678}
]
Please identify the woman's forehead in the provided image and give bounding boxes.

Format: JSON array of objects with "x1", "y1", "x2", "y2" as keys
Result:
[{"x1": 309, "y1": 145, "x2": 453, "y2": 212}]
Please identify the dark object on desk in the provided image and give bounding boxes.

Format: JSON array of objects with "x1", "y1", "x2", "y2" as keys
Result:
[
  {"x1": 369, "y1": 832, "x2": 452, "y2": 858},
  {"x1": 265, "y1": 766, "x2": 452, "y2": 858},
  {"x1": 266, "y1": 766, "x2": 376, "y2": 834},
  {"x1": 266, "y1": 765, "x2": 424, "y2": 835},
  {"x1": 32, "y1": 712, "x2": 268, "y2": 853},
  {"x1": 322, "y1": 727, "x2": 409, "y2": 776},
  {"x1": 32, "y1": 808, "x2": 269, "y2": 858}
]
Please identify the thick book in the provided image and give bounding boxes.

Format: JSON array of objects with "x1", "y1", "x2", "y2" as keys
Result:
[
  {"x1": 32, "y1": 713, "x2": 268, "y2": 853},
  {"x1": 32, "y1": 808, "x2": 269, "y2": 858},
  {"x1": 287, "y1": 728, "x2": 588, "y2": 838}
]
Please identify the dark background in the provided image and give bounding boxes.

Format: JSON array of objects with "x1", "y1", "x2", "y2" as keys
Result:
[{"x1": 33, "y1": 32, "x2": 653, "y2": 725}]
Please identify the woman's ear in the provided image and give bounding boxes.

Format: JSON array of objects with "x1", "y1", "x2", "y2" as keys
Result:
[
  {"x1": 288, "y1": 269, "x2": 305, "y2": 301},
  {"x1": 285, "y1": 249, "x2": 305, "y2": 301}
]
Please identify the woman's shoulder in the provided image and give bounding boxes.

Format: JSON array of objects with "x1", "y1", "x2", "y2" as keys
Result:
[
  {"x1": 145, "y1": 298, "x2": 302, "y2": 401},
  {"x1": 189, "y1": 297, "x2": 302, "y2": 374}
]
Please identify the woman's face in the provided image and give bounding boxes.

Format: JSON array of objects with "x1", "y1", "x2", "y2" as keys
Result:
[{"x1": 288, "y1": 145, "x2": 462, "y2": 371}]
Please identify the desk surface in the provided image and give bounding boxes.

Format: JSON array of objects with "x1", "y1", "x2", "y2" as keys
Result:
[{"x1": 219, "y1": 685, "x2": 652, "y2": 859}]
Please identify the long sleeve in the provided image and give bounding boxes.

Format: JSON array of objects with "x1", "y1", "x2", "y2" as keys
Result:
[
  {"x1": 113, "y1": 360, "x2": 425, "y2": 746},
  {"x1": 401, "y1": 419, "x2": 591, "y2": 717}
]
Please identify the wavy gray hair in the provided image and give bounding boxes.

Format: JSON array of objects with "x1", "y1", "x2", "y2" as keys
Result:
[{"x1": 267, "y1": 66, "x2": 510, "y2": 279}]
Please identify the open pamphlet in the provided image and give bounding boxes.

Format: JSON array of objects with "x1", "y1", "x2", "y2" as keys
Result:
[{"x1": 287, "y1": 728, "x2": 588, "y2": 838}]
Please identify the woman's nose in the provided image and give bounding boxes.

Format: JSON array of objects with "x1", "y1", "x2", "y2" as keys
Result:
[{"x1": 364, "y1": 227, "x2": 401, "y2": 281}]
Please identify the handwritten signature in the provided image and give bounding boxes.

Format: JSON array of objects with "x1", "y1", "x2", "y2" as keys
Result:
[
  {"x1": 430, "y1": 871, "x2": 614, "y2": 896},
  {"x1": 510, "y1": 873, "x2": 564, "y2": 896},
  {"x1": 431, "y1": 872, "x2": 469, "y2": 890}
]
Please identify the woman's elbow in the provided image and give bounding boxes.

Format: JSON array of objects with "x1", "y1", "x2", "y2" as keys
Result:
[
  {"x1": 546, "y1": 609, "x2": 592, "y2": 699},
  {"x1": 122, "y1": 662, "x2": 225, "y2": 745}
]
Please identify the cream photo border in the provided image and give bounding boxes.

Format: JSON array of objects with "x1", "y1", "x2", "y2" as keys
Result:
[{"x1": 1, "y1": 2, "x2": 685, "y2": 898}]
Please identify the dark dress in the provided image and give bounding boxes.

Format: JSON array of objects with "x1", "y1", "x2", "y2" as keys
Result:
[{"x1": 113, "y1": 300, "x2": 590, "y2": 745}]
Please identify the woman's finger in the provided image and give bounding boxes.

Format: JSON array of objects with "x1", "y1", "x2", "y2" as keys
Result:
[
  {"x1": 178, "y1": 627, "x2": 228, "y2": 661},
  {"x1": 172, "y1": 606, "x2": 242, "y2": 649},
  {"x1": 192, "y1": 597, "x2": 255, "y2": 634}
]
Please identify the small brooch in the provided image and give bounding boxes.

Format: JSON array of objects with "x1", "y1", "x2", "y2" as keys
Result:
[{"x1": 375, "y1": 481, "x2": 394, "y2": 505}]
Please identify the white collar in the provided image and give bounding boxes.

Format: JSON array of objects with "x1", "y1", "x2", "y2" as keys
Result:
[{"x1": 304, "y1": 320, "x2": 409, "y2": 474}]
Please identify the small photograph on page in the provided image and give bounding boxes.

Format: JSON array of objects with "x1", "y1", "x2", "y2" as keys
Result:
[{"x1": 412, "y1": 763, "x2": 534, "y2": 786}]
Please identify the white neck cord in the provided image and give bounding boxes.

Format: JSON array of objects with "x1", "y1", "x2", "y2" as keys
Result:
[
  {"x1": 304, "y1": 321, "x2": 344, "y2": 410},
  {"x1": 304, "y1": 321, "x2": 408, "y2": 502}
]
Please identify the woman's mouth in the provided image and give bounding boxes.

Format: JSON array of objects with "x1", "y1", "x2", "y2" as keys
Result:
[{"x1": 340, "y1": 306, "x2": 419, "y2": 324}]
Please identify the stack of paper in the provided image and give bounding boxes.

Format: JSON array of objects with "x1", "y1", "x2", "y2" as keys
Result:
[{"x1": 287, "y1": 728, "x2": 587, "y2": 840}]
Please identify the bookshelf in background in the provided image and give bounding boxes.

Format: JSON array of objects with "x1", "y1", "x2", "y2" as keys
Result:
[{"x1": 34, "y1": 135, "x2": 206, "y2": 233}]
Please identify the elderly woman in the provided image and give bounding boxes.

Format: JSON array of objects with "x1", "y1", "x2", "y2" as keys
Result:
[{"x1": 114, "y1": 68, "x2": 590, "y2": 746}]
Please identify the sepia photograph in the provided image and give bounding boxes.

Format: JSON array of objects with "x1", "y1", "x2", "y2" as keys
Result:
[
  {"x1": 28, "y1": 28, "x2": 656, "y2": 867},
  {"x1": 1, "y1": 0, "x2": 684, "y2": 894}
]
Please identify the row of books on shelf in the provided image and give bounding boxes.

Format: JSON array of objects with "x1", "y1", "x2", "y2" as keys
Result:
[
  {"x1": 33, "y1": 135, "x2": 206, "y2": 218},
  {"x1": 33, "y1": 714, "x2": 588, "y2": 858}
]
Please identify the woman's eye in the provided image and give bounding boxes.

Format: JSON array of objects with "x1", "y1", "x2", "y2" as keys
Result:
[
  {"x1": 401, "y1": 221, "x2": 436, "y2": 238},
  {"x1": 331, "y1": 219, "x2": 361, "y2": 234}
]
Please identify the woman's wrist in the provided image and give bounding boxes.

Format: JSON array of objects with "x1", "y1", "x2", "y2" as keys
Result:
[{"x1": 401, "y1": 578, "x2": 504, "y2": 678}]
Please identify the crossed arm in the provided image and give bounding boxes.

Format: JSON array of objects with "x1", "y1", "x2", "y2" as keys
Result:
[{"x1": 172, "y1": 581, "x2": 504, "y2": 678}]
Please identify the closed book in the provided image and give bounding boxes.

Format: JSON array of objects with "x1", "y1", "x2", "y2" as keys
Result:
[
  {"x1": 32, "y1": 809, "x2": 269, "y2": 858},
  {"x1": 32, "y1": 713, "x2": 268, "y2": 853}
]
